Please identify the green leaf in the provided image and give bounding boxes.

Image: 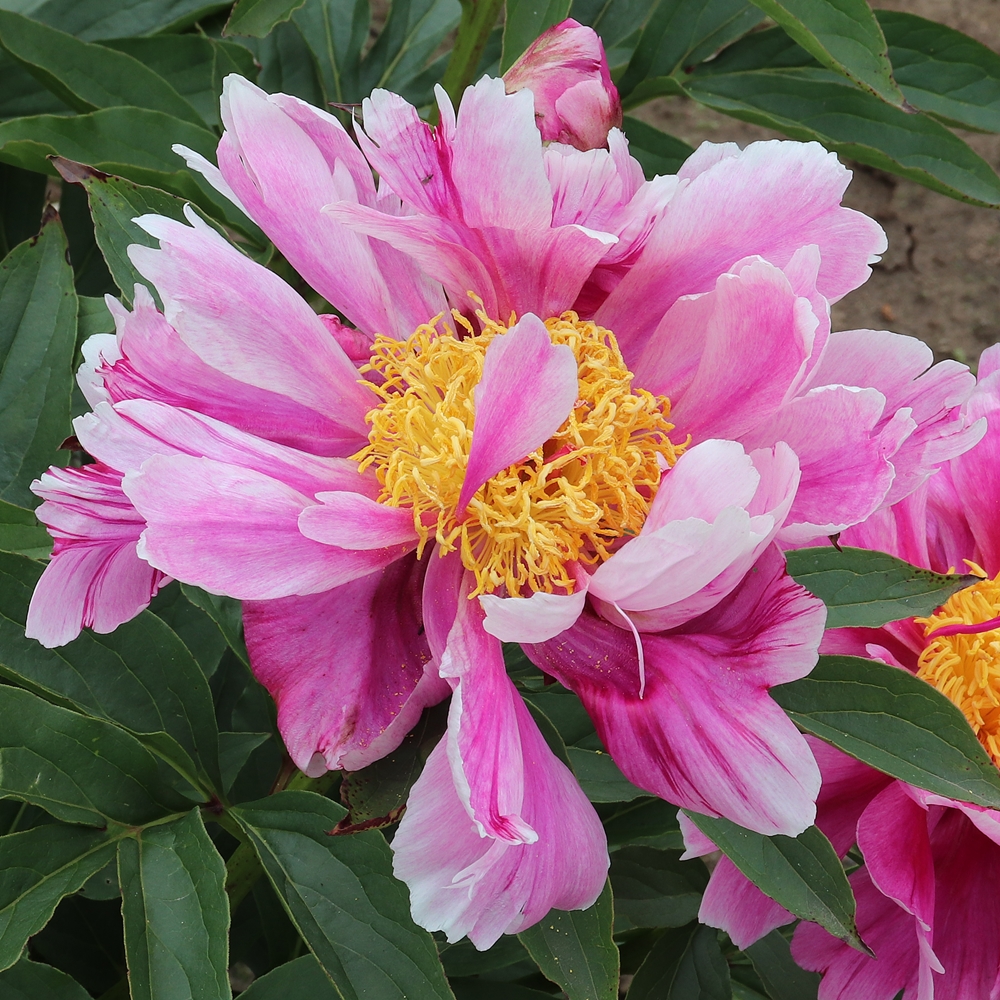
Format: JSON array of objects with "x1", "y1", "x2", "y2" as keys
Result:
[
  {"x1": 243, "y1": 20, "x2": 325, "y2": 105},
  {"x1": 20, "y1": 0, "x2": 231, "y2": 41},
  {"x1": 567, "y1": 747, "x2": 647, "y2": 803},
  {"x1": 231, "y1": 790, "x2": 454, "y2": 1000},
  {"x1": 0, "y1": 683, "x2": 193, "y2": 826},
  {"x1": 0, "y1": 550, "x2": 223, "y2": 796},
  {"x1": 616, "y1": 0, "x2": 766, "y2": 105},
  {"x1": 602, "y1": 797, "x2": 683, "y2": 852},
  {"x1": 684, "y1": 812, "x2": 864, "y2": 953},
  {"x1": 879, "y1": 11, "x2": 1000, "y2": 134},
  {"x1": 180, "y1": 584, "x2": 249, "y2": 667},
  {"x1": 746, "y1": 0, "x2": 903, "y2": 105},
  {"x1": 0, "y1": 9, "x2": 204, "y2": 126},
  {"x1": 0, "y1": 954, "x2": 91, "y2": 999},
  {"x1": 684, "y1": 56, "x2": 1000, "y2": 207},
  {"x1": 76, "y1": 293, "x2": 113, "y2": 339},
  {"x1": 569, "y1": 0, "x2": 659, "y2": 68},
  {"x1": 451, "y1": 984, "x2": 554, "y2": 1000},
  {"x1": 501, "y1": 0, "x2": 572, "y2": 72},
  {"x1": 0, "y1": 823, "x2": 119, "y2": 972},
  {"x1": 610, "y1": 847, "x2": 707, "y2": 932},
  {"x1": 0, "y1": 213, "x2": 75, "y2": 509},
  {"x1": 517, "y1": 879, "x2": 618, "y2": 1000},
  {"x1": 745, "y1": 929, "x2": 820, "y2": 1000},
  {"x1": 440, "y1": 935, "x2": 531, "y2": 977},
  {"x1": 772, "y1": 654, "x2": 1000, "y2": 809},
  {"x1": 628, "y1": 923, "x2": 731, "y2": 1000},
  {"x1": 291, "y1": 0, "x2": 370, "y2": 105},
  {"x1": 103, "y1": 35, "x2": 259, "y2": 129},
  {"x1": 0, "y1": 499, "x2": 49, "y2": 557},
  {"x1": 238, "y1": 955, "x2": 340, "y2": 998},
  {"x1": 218, "y1": 732, "x2": 270, "y2": 793},
  {"x1": 785, "y1": 545, "x2": 975, "y2": 628},
  {"x1": 226, "y1": 0, "x2": 307, "y2": 37},
  {"x1": 621, "y1": 116, "x2": 695, "y2": 178},
  {"x1": 0, "y1": 50, "x2": 71, "y2": 120},
  {"x1": 118, "y1": 809, "x2": 230, "y2": 1000},
  {"x1": 150, "y1": 583, "x2": 229, "y2": 679}
]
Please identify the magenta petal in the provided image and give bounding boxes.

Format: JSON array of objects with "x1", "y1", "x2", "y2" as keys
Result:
[
  {"x1": 698, "y1": 856, "x2": 794, "y2": 950},
  {"x1": 952, "y1": 382, "x2": 1000, "y2": 572},
  {"x1": 458, "y1": 313, "x2": 577, "y2": 510},
  {"x1": 529, "y1": 547, "x2": 824, "y2": 835},
  {"x1": 243, "y1": 554, "x2": 448, "y2": 774},
  {"x1": 392, "y1": 721, "x2": 608, "y2": 949},
  {"x1": 26, "y1": 464, "x2": 167, "y2": 647},
  {"x1": 125, "y1": 455, "x2": 410, "y2": 600},
  {"x1": 298, "y1": 492, "x2": 418, "y2": 549}
]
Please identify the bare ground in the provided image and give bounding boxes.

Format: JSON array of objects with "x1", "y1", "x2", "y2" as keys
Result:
[{"x1": 633, "y1": 0, "x2": 1000, "y2": 367}]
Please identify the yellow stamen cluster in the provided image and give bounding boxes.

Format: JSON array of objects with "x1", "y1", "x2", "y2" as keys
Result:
[
  {"x1": 917, "y1": 567, "x2": 1000, "y2": 765},
  {"x1": 353, "y1": 310, "x2": 682, "y2": 597}
]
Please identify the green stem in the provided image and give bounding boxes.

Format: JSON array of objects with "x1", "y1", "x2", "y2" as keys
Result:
[{"x1": 438, "y1": 0, "x2": 505, "y2": 108}]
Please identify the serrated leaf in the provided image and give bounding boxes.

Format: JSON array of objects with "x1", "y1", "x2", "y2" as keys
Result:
[
  {"x1": 0, "y1": 550, "x2": 222, "y2": 795},
  {"x1": 0, "y1": 499, "x2": 49, "y2": 557},
  {"x1": 0, "y1": 823, "x2": 119, "y2": 972},
  {"x1": 0, "y1": 9, "x2": 204, "y2": 126},
  {"x1": 103, "y1": 35, "x2": 259, "y2": 129},
  {"x1": 745, "y1": 929, "x2": 820, "y2": 1000},
  {"x1": 21, "y1": 0, "x2": 231, "y2": 41},
  {"x1": 0, "y1": 954, "x2": 92, "y2": 998},
  {"x1": 746, "y1": 0, "x2": 902, "y2": 105},
  {"x1": 622, "y1": 116, "x2": 694, "y2": 178},
  {"x1": 610, "y1": 846, "x2": 707, "y2": 932},
  {"x1": 616, "y1": 0, "x2": 766, "y2": 105},
  {"x1": 231, "y1": 790, "x2": 454, "y2": 1000},
  {"x1": 118, "y1": 809, "x2": 230, "y2": 1000},
  {"x1": 628, "y1": 923, "x2": 731, "y2": 999},
  {"x1": 0, "y1": 684, "x2": 191, "y2": 825},
  {"x1": 773, "y1": 654, "x2": 1000, "y2": 808},
  {"x1": 501, "y1": 0, "x2": 572, "y2": 73},
  {"x1": 879, "y1": 11, "x2": 1000, "y2": 134},
  {"x1": 0, "y1": 214, "x2": 75, "y2": 509},
  {"x1": 684, "y1": 812, "x2": 864, "y2": 953},
  {"x1": 226, "y1": 0, "x2": 307, "y2": 37},
  {"x1": 517, "y1": 879, "x2": 617, "y2": 1000},
  {"x1": 785, "y1": 545, "x2": 974, "y2": 628},
  {"x1": 683, "y1": 59, "x2": 1000, "y2": 207},
  {"x1": 238, "y1": 955, "x2": 340, "y2": 998}
]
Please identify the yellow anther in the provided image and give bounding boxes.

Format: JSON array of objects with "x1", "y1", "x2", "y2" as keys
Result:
[{"x1": 352, "y1": 310, "x2": 682, "y2": 597}]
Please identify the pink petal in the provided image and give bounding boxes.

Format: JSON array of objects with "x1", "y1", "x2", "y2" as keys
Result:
[
  {"x1": 479, "y1": 572, "x2": 588, "y2": 643},
  {"x1": 298, "y1": 492, "x2": 418, "y2": 550},
  {"x1": 26, "y1": 464, "x2": 167, "y2": 647},
  {"x1": 458, "y1": 313, "x2": 577, "y2": 511},
  {"x1": 125, "y1": 455, "x2": 410, "y2": 600},
  {"x1": 635, "y1": 257, "x2": 819, "y2": 442},
  {"x1": 528, "y1": 546, "x2": 825, "y2": 836},
  {"x1": 392, "y1": 720, "x2": 608, "y2": 949},
  {"x1": 98, "y1": 286, "x2": 365, "y2": 457},
  {"x1": 596, "y1": 140, "x2": 886, "y2": 360},
  {"x1": 242, "y1": 554, "x2": 449, "y2": 774},
  {"x1": 128, "y1": 208, "x2": 374, "y2": 434},
  {"x1": 698, "y1": 856, "x2": 794, "y2": 950}
]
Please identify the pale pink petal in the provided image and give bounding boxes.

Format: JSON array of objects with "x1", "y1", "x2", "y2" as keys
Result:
[
  {"x1": 479, "y1": 575, "x2": 588, "y2": 643},
  {"x1": 677, "y1": 810, "x2": 716, "y2": 859},
  {"x1": 242, "y1": 555, "x2": 448, "y2": 774},
  {"x1": 392, "y1": 723, "x2": 608, "y2": 949},
  {"x1": 26, "y1": 464, "x2": 166, "y2": 647},
  {"x1": 298, "y1": 492, "x2": 418, "y2": 550},
  {"x1": 698, "y1": 857, "x2": 795, "y2": 950},
  {"x1": 128, "y1": 208, "x2": 373, "y2": 433},
  {"x1": 125, "y1": 455, "x2": 410, "y2": 600},
  {"x1": 597, "y1": 140, "x2": 886, "y2": 359},
  {"x1": 458, "y1": 313, "x2": 577, "y2": 510},
  {"x1": 528, "y1": 547, "x2": 825, "y2": 836},
  {"x1": 635, "y1": 257, "x2": 819, "y2": 442}
]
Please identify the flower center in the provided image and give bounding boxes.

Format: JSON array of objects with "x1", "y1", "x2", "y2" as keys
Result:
[
  {"x1": 917, "y1": 567, "x2": 1000, "y2": 765},
  {"x1": 352, "y1": 310, "x2": 682, "y2": 597}
]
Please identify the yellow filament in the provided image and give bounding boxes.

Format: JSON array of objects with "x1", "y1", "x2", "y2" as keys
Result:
[
  {"x1": 353, "y1": 310, "x2": 683, "y2": 597},
  {"x1": 917, "y1": 570, "x2": 1000, "y2": 765}
]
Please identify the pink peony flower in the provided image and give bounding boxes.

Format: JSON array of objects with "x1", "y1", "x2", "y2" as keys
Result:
[
  {"x1": 502, "y1": 18, "x2": 622, "y2": 150},
  {"x1": 683, "y1": 346, "x2": 1000, "y2": 997},
  {"x1": 24, "y1": 63, "x2": 982, "y2": 945}
]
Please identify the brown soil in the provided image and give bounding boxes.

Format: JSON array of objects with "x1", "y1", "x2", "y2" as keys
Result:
[{"x1": 633, "y1": 0, "x2": 1000, "y2": 369}]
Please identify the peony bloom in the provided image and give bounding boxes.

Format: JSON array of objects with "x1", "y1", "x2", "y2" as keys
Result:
[
  {"x1": 683, "y1": 346, "x2": 1000, "y2": 998},
  {"x1": 502, "y1": 18, "x2": 622, "y2": 150},
  {"x1": 23, "y1": 61, "x2": 982, "y2": 945}
]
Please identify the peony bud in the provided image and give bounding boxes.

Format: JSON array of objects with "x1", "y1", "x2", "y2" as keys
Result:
[{"x1": 503, "y1": 18, "x2": 623, "y2": 151}]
